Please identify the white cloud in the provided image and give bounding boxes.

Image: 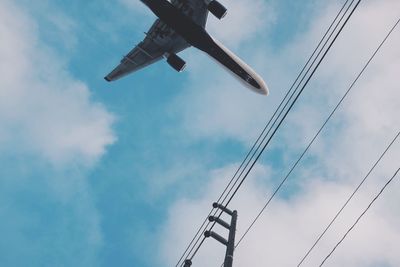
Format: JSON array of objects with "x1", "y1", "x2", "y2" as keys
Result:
[
  {"x1": 207, "y1": 0, "x2": 276, "y2": 48},
  {"x1": 281, "y1": 0, "x2": 400, "y2": 181},
  {"x1": 167, "y1": 0, "x2": 299, "y2": 144},
  {"x1": 170, "y1": 0, "x2": 400, "y2": 146},
  {"x1": 158, "y1": 163, "x2": 272, "y2": 266},
  {"x1": 167, "y1": 0, "x2": 280, "y2": 144},
  {"x1": 159, "y1": 161, "x2": 400, "y2": 266},
  {"x1": 0, "y1": 1, "x2": 116, "y2": 265},
  {"x1": 160, "y1": 0, "x2": 400, "y2": 266},
  {"x1": 0, "y1": 0, "x2": 116, "y2": 167}
]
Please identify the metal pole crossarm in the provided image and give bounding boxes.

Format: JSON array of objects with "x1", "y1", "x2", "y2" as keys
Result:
[
  {"x1": 204, "y1": 230, "x2": 228, "y2": 246},
  {"x1": 213, "y1": 202, "x2": 234, "y2": 216},
  {"x1": 209, "y1": 216, "x2": 231, "y2": 230}
]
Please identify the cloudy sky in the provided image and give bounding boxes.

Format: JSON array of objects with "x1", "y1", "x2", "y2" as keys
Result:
[{"x1": 0, "y1": 0, "x2": 399, "y2": 266}]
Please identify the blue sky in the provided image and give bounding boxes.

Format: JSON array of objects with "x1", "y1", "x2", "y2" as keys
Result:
[{"x1": 1, "y1": 0, "x2": 399, "y2": 267}]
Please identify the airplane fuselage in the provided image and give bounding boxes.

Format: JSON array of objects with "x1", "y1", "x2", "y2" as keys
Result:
[
  {"x1": 142, "y1": 0, "x2": 212, "y2": 51},
  {"x1": 140, "y1": 0, "x2": 268, "y2": 94}
]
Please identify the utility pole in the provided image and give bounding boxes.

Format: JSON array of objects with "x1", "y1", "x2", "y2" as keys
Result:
[{"x1": 204, "y1": 202, "x2": 238, "y2": 267}]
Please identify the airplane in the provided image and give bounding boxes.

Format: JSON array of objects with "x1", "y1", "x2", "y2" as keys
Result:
[{"x1": 105, "y1": 0, "x2": 269, "y2": 95}]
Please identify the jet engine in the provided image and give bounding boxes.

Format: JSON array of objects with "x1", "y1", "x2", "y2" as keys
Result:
[
  {"x1": 207, "y1": 1, "x2": 227, "y2": 20},
  {"x1": 167, "y1": 53, "x2": 186, "y2": 72}
]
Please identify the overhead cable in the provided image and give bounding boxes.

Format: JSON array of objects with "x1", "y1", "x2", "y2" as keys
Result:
[
  {"x1": 178, "y1": 0, "x2": 362, "y2": 264},
  {"x1": 214, "y1": 0, "x2": 361, "y2": 226},
  {"x1": 217, "y1": 0, "x2": 361, "y2": 243},
  {"x1": 302, "y1": 130, "x2": 399, "y2": 266},
  {"x1": 174, "y1": 0, "x2": 355, "y2": 263},
  {"x1": 233, "y1": 16, "x2": 400, "y2": 262},
  {"x1": 297, "y1": 18, "x2": 400, "y2": 266},
  {"x1": 319, "y1": 168, "x2": 400, "y2": 267}
]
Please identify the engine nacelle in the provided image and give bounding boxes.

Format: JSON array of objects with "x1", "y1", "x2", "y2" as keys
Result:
[
  {"x1": 167, "y1": 53, "x2": 186, "y2": 72},
  {"x1": 207, "y1": 1, "x2": 227, "y2": 20}
]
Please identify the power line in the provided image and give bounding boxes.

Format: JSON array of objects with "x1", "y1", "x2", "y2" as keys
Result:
[
  {"x1": 298, "y1": 130, "x2": 400, "y2": 266},
  {"x1": 218, "y1": 0, "x2": 361, "y2": 222},
  {"x1": 297, "y1": 19, "x2": 400, "y2": 266},
  {"x1": 319, "y1": 167, "x2": 400, "y2": 267},
  {"x1": 174, "y1": 0, "x2": 355, "y2": 265},
  {"x1": 183, "y1": 0, "x2": 362, "y2": 264},
  {"x1": 214, "y1": 0, "x2": 355, "y2": 215},
  {"x1": 235, "y1": 16, "x2": 400, "y2": 255},
  {"x1": 219, "y1": 0, "x2": 358, "y2": 215},
  {"x1": 219, "y1": 0, "x2": 360, "y2": 236},
  {"x1": 175, "y1": 121, "x2": 267, "y2": 266},
  {"x1": 187, "y1": 0, "x2": 360, "y2": 263}
]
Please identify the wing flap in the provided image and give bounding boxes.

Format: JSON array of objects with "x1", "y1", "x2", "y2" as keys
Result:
[{"x1": 105, "y1": 40, "x2": 164, "y2": 81}]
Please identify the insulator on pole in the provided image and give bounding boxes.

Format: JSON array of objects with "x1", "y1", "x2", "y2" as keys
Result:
[{"x1": 183, "y1": 259, "x2": 192, "y2": 267}]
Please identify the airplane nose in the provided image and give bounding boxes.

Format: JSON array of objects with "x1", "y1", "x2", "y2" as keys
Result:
[
  {"x1": 248, "y1": 76, "x2": 269, "y2": 95},
  {"x1": 255, "y1": 77, "x2": 269, "y2": 95},
  {"x1": 259, "y1": 81, "x2": 269, "y2": 95}
]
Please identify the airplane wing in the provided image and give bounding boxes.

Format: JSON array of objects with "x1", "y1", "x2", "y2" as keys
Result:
[
  {"x1": 105, "y1": 0, "x2": 209, "y2": 82},
  {"x1": 171, "y1": 0, "x2": 209, "y2": 27},
  {"x1": 105, "y1": 19, "x2": 189, "y2": 81}
]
